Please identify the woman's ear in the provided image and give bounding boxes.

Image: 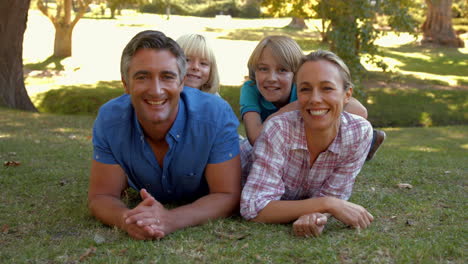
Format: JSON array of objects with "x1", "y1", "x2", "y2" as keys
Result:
[{"x1": 343, "y1": 87, "x2": 353, "y2": 104}]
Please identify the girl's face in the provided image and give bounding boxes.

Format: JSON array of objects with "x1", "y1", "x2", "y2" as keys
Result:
[
  {"x1": 184, "y1": 55, "x2": 211, "y2": 90},
  {"x1": 296, "y1": 60, "x2": 352, "y2": 133},
  {"x1": 255, "y1": 47, "x2": 294, "y2": 108}
]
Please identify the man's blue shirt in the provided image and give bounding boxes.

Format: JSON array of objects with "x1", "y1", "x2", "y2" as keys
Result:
[
  {"x1": 239, "y1": 80, "x2": 297, "y2": 122},
  {"x1": 92, "y1": 87, "x2": 240, "y2": 203}
]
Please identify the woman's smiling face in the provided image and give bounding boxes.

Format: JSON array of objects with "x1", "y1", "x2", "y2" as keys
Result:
[{"x1": 296, "y1": 60, "x2": 352, "y2": 132}]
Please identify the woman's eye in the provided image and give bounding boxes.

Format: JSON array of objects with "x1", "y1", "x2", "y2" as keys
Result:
[{"x1": 279, "y1": 68, "x2": 289, "y2": 73}]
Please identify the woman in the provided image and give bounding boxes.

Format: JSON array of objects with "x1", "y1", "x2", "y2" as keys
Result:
[
  {"x1": 176, "y1": 33, "x2": 220, "y2": 95},
  {"x1": 240, "y1": 50, "x2": 374, "y2": 237}
]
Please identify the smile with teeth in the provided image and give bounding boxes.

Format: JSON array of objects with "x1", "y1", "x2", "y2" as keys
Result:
[
  {"x1": 147, "y1": 99, "x2": 166, "y2": 105},
  {"x1": 187, "y1": 74, "x2": 201, "y2": 79},
  {"x1": 308, "y1": 109, "x2": 328, "y2": 116}
]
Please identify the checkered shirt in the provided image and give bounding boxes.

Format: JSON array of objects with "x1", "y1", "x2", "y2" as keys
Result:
[{"x1": 240, "y1": 110, "x2": 373, "y2": 220}]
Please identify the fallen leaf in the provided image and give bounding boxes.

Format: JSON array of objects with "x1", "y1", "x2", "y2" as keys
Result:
[
  {"x1": 79, "y1": 247, "x2": 96, "y2": 262},
  {"x1": 118, "y1": 248, "x2": 128, "y2": 256},
  {"x1": 8, "y1": 152, "x2": 16, "y2": 156},
  {"x1": 4, "y1": 161, "x2": 21, "y2": 167},
  {"x1": 59, "y1": 179, "x2": 68, "y2": 186},
  {"x1": 444, "y1": 171, "x2": 451, "y2": 174},
  {"x1": 86, "y1": 136, "x2": 93, "y2": 141},
  {"x1": 406, "y1": 220, "x2": 415, "y2": 226},
  {"x1": 241, "y1": 243, "x2": 249, "y2": 250},
  {"x1": 396, "y1": 183, "x2": 413, "y2": 189},
  {"x1": 2, "y1": 224, "x2": 9, "y2": 234}
]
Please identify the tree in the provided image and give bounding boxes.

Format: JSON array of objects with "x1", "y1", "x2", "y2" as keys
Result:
[
  {"x1": 37, "y1": 0, "x2": 92, "y2": 58},
  {"x1": 421, "y1": 0, "x2": 464, "y2": 47},
  {"x1": 261, "y1": 0, "x2": 315, "y2": 29},
  {"x1": 0, "y1": 0, "x2": 37, "y2": 111},
  {"x1": 262, "y1": 1, "x2": 416, "y2": 77}
]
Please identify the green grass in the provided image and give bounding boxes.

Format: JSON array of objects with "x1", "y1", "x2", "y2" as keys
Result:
[{"x1": 1, "y1": 107, "x2": 466, "y2": 263}]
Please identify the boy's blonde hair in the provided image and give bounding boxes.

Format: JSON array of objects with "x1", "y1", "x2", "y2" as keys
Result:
[
  {"x1": 247, "y1": 35, "x2": 303, "y2": 83},
  {"x1": 176, "y1": 34, "x2": 220, "y2": 94}
]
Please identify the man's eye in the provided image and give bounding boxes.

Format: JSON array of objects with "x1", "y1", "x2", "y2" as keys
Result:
[
  {"x1": 258, "y1": 67, "x2": 267, "y2": 72},
  {"x1": 163, "y1": 75, "x2": 176, "y2": 80},
  {"x1": 135, "y1": 75, "x2": 146, "y2": 80}
]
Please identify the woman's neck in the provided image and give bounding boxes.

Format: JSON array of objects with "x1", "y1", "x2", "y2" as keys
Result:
[{"x1": 304, "y1": 121, "x2": 340, "y2": 154}]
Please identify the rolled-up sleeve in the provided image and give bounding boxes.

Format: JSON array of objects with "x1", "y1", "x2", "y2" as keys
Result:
[{"x1": 240, "y1": 120, "x2": 287, "y2": 220}]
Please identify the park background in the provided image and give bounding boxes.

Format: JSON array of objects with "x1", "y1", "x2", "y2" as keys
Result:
[{"x1": 1, "y1": 0, "x2": 467, "y2": 263}]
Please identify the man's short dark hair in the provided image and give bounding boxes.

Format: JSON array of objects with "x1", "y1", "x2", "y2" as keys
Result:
[{"x1": 120, "y1": 30, "x2": 187, "y2": 84}]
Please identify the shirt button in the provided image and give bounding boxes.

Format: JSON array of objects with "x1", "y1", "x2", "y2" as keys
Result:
[
  {"x1": 140, "y1": 136, "x2": 144, "y2": 141},
  {"x1": 95, "y1": 155, "x2": 99, "y2": 159},
  {"x1": 176, "y1": 134, "x2": 180, "y2": 138},
  {"x1": 229, "y1": 153, "x2": 232, "y2": 157}
]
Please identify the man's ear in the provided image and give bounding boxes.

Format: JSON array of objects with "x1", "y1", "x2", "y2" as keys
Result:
[
  {"x1": 122, "y1": 77, "x2": 130, "y2": 94},
  {"x1": 343, "y1": 87, "x2": 353, "y2": 105},
  {"x1": 179, "y1": 76, "x2": 186, "y2": 91}
]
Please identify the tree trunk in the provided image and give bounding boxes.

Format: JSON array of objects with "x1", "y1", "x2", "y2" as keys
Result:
[
  {"x1": 0, "y1": 0, "x2": 37, "y2": 111},
  {"x1": 287, "y1": 17, "x2": 308, "y2": 30},
  {"x1": 37, "y1": 0, "x2": 92, "y2": 58},
  {"x1": 53, "y1": 23, "x2": 73, "y2": 58},
  {"x1": 422, "y1": 0, "x2": 464, "y2": 47}
]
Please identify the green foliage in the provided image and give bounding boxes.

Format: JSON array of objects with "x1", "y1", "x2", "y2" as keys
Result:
[
  {"x1": 140, "y1": 0, "x2": 188, "y2": 15},
  {"x1": 139, "y1": 0, "x2": 260, "y2": 18},
  {"x1": 261, "y1": 0, "x2": 315, "y2": 18},
  {"x1": 318, "y1": 0, "x2": 417, "y2": 78},
  {"x1": 261, "y1": 0, "x2": 417, "y2": 81},
  {"x1": 34, "y1": 81, "x2": 124, "y2": 115},
  {"x1": 1, "y1": 107, "x2": 466, "y2": 262}
]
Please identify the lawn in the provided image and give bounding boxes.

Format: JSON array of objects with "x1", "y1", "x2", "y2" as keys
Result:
[
  {"x1": 0, "y1": 108, "x2": 466, "y2": 263},
  {"x1": 1, "y1": 8, "x2": 467, "y2": 263}
]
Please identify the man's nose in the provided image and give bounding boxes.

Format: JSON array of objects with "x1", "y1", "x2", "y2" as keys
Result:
[{"x1": 149, "y1": 78, "x2": 164, "y2": 95}]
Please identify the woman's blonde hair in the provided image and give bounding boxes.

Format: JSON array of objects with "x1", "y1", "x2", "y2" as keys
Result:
[
  {"x1": 298, "y1": 49, "x2": 354, "y2": 91},
  {"x1": 176, "y1": 34, "x2": 220, "y2": 94},
  {"x1": 247, "y1": 35, "x2": 303, "y2": 83}
]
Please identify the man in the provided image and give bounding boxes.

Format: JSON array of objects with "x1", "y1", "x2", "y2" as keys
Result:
[{"x1": 88, "y1": 30, "x2": 241, "y2": 240}]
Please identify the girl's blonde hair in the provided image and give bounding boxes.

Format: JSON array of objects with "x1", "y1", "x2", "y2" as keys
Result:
[
  {"x1": 247, "y1": 35, "x2": 303, "y2": 83},
  {"x1": 176, "y1": 34, "x2": 220, "y2": 94}
]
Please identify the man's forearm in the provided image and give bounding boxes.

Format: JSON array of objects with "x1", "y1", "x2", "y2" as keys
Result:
[
  {"x1": 166, "y1": 192, "x2": 239, "y2": 233},
  {"x1": 88, "y1": 194, "x2": 129, "y2": 229}
]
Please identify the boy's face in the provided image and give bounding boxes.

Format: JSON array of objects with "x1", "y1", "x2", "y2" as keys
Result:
[{"x1": 255, "y1": 46, "x2": 294, "y2": 108}]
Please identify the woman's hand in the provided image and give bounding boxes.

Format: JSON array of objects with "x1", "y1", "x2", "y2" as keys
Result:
[
  {"x1": 329, "y1": 198, "x2": 373, "y2": 229},
  {"x1": 292, "y1": 213, "x2": 328, "y2": 237}
]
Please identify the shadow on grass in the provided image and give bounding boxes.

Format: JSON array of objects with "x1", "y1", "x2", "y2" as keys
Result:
[
  {"x1": 366, "y1": 88, "x2": 468, "y2": 128},
  {"x1": 379, "y1": 43, "x2": 468, "y2": 79},
  {"x1": 35, "y1": 81, "x2": 124, "y2": 115},
  {"x1": 24, "y1": 55, "x2": 66, "y2": 71}
]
